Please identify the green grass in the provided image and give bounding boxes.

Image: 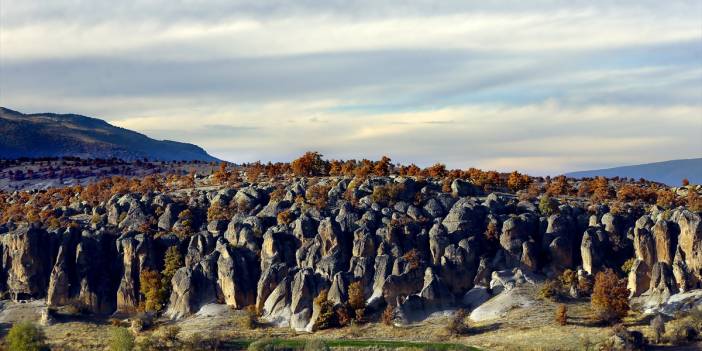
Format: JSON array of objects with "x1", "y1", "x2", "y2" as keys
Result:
[{"x1": 233, "y1": 337, "x2": 479, "y2": 350}]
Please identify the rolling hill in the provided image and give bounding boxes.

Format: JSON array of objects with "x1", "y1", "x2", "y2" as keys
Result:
[
  {"x1": 0, "y1": 107, "x2": 218, "y2": 161},
  {"x1": 566, "y1": 158, "x2": 702, "y2": 186}
]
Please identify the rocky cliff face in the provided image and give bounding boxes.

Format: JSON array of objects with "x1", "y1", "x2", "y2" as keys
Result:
[{"x1": 0, "y1": 177, "x2": 700, "y2": 330}]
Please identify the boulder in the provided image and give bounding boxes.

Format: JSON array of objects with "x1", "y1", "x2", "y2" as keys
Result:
[
  {"x1": 451, "y1": 179, "x2": 476, "y2": 197},
  {"x1": 462, "y1": 285, "x2": 490, "y2": 310}
]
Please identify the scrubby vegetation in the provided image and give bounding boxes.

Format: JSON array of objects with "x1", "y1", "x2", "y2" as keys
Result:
[
  {"x1": 4, "y1": 322, "x2": 47, "y2": 351},
  {"x1": 0, "y1": 152, "x2": 700, "y2": 350}
]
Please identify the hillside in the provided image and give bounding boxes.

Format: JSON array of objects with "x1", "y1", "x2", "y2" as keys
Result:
[
  {"x1": 0, "y1": 107, "x2": 218, "y2": 161},
  {"x1": 566, "y1": 158, "x2": 702, "y2": 186}
]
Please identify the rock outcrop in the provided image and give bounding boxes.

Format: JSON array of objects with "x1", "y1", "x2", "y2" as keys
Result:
[{"x1": 0, "y1": 175, "x2": 700, "y2": 331}]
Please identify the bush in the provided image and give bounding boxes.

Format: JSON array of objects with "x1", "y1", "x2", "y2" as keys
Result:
[
  {"x1": 248, "y1": 338, "x2": 276, "y2": 351},
  {"x1": 108, "y1": 327, "x2": 135, "y2": 351},
  {"x1": 5, "y1": 322, "x2": 47, "y2": 351},
  {"x1": 381, "y1": 305, "x2": 395, "y2": 326},
  {"x1": 591, "y1": 269, "x2": 629, "y2": 324},
  {"x1": 539, "y1": 195, "x2": 559, "y2": 216},
  {"x1": 402, "y1": 249, "x2": 421, "y2": 271},
  {"x1": 371, "y1": 183, "x2": 405, "y2": 206},
  {"x1": 303, "y1": 339, "x2": 330, "y2": 351},
  {"x1": 446, "y1": 309, "x2": 471, "y2": 335},
  {"x1": 539, "y1": 279, "x2": 565, "y2": 302},
  {"x1": 312, "y1": 290, "x2": 338, "y2": 330},
  {"x1": 668, "y1": 324, "x2": 698, "y2": 346},
  {"x1": 277, "y1": 209, "x2": 294, "y2": 225},
  {"x1": 306, "y1": 184, "x2": 331, "y2": 210},
  {"x1": 555, "y1": 304, "x2": 567, "y2": 326},
  {"x1": 347, "y1": 281, "x2": 366, "y2": 312},
  {"x1": 621, "y1": 258, "x2": 637, "y2": 274}
]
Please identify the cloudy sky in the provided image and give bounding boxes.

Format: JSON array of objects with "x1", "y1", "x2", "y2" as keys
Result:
[{"x1": 1, "y1": 1, "x2": 701, "y2": 174}]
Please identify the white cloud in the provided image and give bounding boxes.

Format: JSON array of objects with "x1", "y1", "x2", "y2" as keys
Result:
[{"x1": 1, "y1": 1, "x2": 700, "y2": 173}]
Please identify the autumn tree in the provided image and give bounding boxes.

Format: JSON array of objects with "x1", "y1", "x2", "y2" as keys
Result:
[
  {"x1": 245, "y1": 162, "x2": 264, "y2": 183},
  {"x1": 212, "y1": 162, "x2": 230, "y2": 185},
  {"x1": 591, "y1": 269, "x2": 629, "y2": 323},
  {"x1": 425, "y1": 163, "x2": 447, "y2": 178},
  {"x1": 547, "y1": 175, "x2": 572, "y2": 196},
  {"x1": 373, "y1": 156, "x2": 392, "y2": 176},
  {"x1": 140, "y1": 269, "x2": 167, "y2": 312},
  {"x1": 162, "y1": 246, "x2": 183, "y2": 287},
  {"x1": 348, "y1": 281, "x2": 366, "y2": 322},
  {"x1": 682, "y1": 178, "x2": 690, "y2": 186},
  {"x1": 591, "y1": 177, "x2": 614, "y2": 202},
  {"x1": 354, "y1": 160, "x2": 373, "y2": 179},
  {"x1": 291, "y1": 151, "x2": 328, "y2": 177},
  {"x1": 507, "y1": 171, "x2": 531, "y2": 192}
]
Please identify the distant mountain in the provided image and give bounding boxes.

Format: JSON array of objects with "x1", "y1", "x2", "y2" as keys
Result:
[
  {"x1": 566, "y1": 158, "x2": 702, "y2": 186},
  {"x1": 0, "y1": 107, "x2": 219, "y2": 161}
]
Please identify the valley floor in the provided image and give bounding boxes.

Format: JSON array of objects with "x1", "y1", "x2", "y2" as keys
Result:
[{"x1": 2, "y1": 294, "x2": 700, "y2": 351}]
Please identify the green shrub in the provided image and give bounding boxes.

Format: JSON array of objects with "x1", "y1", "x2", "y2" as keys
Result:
[
  {"x1": 667, "y1": 324, "x2": 698, "y2": 346},
  {"x1": 621, "y1": 258, "x2": 637, "y2": 274},
  {"x1": 5, "y1": 322, "x2": 47, "y2": 351},
  {"x1": 539, "y1": 195, "x2": 559, "y2": 216},
  {"x1": 371, "y1": 183, "x2": 406, "y2": 206},
  {"x1": 304, "y1": 339, "x2": 330, "y2": 351},
  {"x1": 108, "y1": 327, "x2": 135, "y2": 351},
  {"x1": 247, "y1": 338, "x2": 275, "y2": 351}
]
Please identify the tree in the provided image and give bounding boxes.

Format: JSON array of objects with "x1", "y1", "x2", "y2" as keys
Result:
[
  {"x1": 507, "y1": 171, "x2": 531, "y2": 192},
  {"x1": 547, "y1": 175, "x2": 572, "y2": 196},
  {"x1": 140, "y1": 269, "x2": 166, "y2": 313},
  {"x1": 291, "y1": 152, "x2": 328, "y2": 177},
  {"x1": 212, "y1": 162, "x2": 230, "y2": 185},
  {"x1": 426, "y1": 163, "x2": 447, "y2": 178},
  {"x1": 5, "y1": 322, "x2": 47, "y2": 351},
  {"x1": 591, "y1": 177, "x2": 614, "y2": 202},
  {"x1": 347, "y1": 281, "x2": 366, "y2": 322},
  {"x1": 373, "y1": 156, "x2": 392, "y2": 176},
  {"x1": 591, "y1": 269, "x2": 629, "y2": 323},
  {"x1": 347, "y1": 281, "x2": 365, "y2": 313},
  {"x1": 162, "y1": 246, "x2": 183, "y2": 288},
  {"x1": 682, "y1": 178, "x2": 690, "y2": 186}
]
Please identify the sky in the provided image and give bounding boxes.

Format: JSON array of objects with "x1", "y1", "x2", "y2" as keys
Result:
[{"x1": 1, "y1": 1, "x2": 701, "y2": 175}]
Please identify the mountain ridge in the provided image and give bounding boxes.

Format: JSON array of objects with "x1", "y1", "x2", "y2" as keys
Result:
[
  {"x1": 566, "y1": 158, "x2": 702, "y2": 186},
  {"x1": 0, "y1": 107, "x2": 219, "y2": 161}
]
